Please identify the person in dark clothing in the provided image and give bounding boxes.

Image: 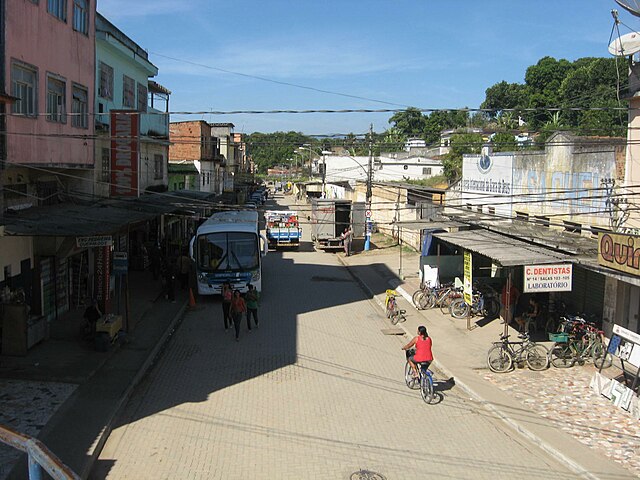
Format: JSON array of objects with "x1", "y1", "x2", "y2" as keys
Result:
[
  {"x1": 82, "y1": 299, "x2": 102, "y2": 338},
  {"x1": 221, "y1": 281, "x2": 233, "y2": 330}
]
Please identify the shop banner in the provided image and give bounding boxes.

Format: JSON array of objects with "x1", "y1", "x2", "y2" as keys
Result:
[
  {"x1": 598, "y1": 232, "x2": 640, "y2": 277},
  {"x1": 77, "y1": 236, "x2": 113, "y2": 248},
  {"x1": 523, "y1": 264, "x2": 572, "y2": 293},
  {"x1": 111, "y1": 110, "x2": 140, "y2": 197},
  {"x1": 463, "y1": 251, "x2": 472, "y2": 304},
  {"x1": 95, "y1": 246, "x2": 111, "y2": 313}
]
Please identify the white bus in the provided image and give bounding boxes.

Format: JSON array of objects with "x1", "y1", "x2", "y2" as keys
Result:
[{"x1": 190, "y1": 210, "x2": 268, "y2": 295}]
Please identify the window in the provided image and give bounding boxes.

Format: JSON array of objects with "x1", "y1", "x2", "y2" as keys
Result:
[
  {"x1": 72, "y1": 0, "x2": 88, "y2": 34},
  {"x1": 11, "y1": 62, "x2": 37, "y2": 116},
  {"x1": 137, "y1": 83, "x2": 147, "y2": 112},
  {"x1": 488, "y1": 207, "x2": 496, "y2": 215},
  {"x1": 563, "y1": 220, "x2": 582, "y2": 234},
  {"x1": 48, "y1": 0, "x2": 67, "y2": 21},
  {"x1": 99, "y1": 62, "x2": 113, "y2": 99},
  {"x1": 154, "y1": 154, "x2": 163, "y2": 179},
  {"x1": 71, "y1": 84, "x2": 88, "y2": 128},
  {"x1": 534, "y1": 216, "x2": 550, "y2": 228},
  {"x1": 46, "y1": 75, "x2": 66, "y2": 123},
  {"x1": 515, "y1": 211, "x2": 529, "y2": 222},
  {"x1": 101, "y1": 148, "x2": 110, "y2": 183},
  {"x1": 122, "y1": 75, "x2": 135, "y2": 108},
  {"x1": 422, "y1": 167, "x2": 432, "y2": 175},
  {"x1": 476, "y1": 206, "x2": 483, "y2": 213}
]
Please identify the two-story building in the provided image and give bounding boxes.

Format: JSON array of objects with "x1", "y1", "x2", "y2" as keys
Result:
[{"x1": 168, "y1": 120, "x2": 216, "y2": 193}]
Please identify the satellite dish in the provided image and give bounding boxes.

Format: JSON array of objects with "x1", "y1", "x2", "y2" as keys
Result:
[
  {"x1": 608, "y1": 31, "x2": 640, "y2": 56},
  {"x1": 615, "y1": 0, "x2": 640, "y2": 17}
]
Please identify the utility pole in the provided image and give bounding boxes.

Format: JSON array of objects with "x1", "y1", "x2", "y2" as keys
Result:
[{"x1": 364, "y1": 124, "x2": 373, "y2": 251}]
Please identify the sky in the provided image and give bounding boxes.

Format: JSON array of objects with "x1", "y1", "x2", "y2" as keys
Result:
[{"x1": 97, "y1": 0, "x2": 638, "y2": 137}]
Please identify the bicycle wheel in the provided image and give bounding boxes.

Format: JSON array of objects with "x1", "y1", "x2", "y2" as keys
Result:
[
  {"x1": 525, "y1": 343, "x2": 550, "y2": 371},
  {"x1": 450, "y1": 298, "x2": 469, "y2": 319},
  {"x1": 592, "y1": 340, "x2": 613, "y2": 369},
  {"x1": 412, "y1": 290, "x2": 425, "y2": 309},
  {"x1": 418, "y1": 292, "x2": 435, "y2": 310},
  {"x1": 439, "y1": 294, "x2": 454, "y2": 315},
  {"x1": 390, "y1": 312, "x2": 400, "y2": 325},
  {"x1": 549, "y1": 343, "x2": 576, "y2": 368},
  {"x1": 404, "y1": 362, "x2": 419, "y2": 389},
  {"x1": 420, "y1": 372, "x2": 434, "y2": 404},
  {"x1": 483, "y1": 298, "x2": 501, "y2": 319},
  {"x1": 487, "y1": 345, "x2": 513, "y2": 373}
]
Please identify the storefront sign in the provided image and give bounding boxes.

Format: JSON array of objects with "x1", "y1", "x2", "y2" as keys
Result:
[
  {"x1": 610, "y1": 324, "x2": 640, "y2": 367},
  {"x1": 111, "y1": 110, "x2": 140, "y2": 197},
  {"x1": 598, "y1": 232, "x2": 640, "y2": 277},
  {"x1": 462, "y1": 154, "x2": 514, "y2": 217},
  {"x1": 77, "y1": 236, "x2": 113, "y2": 248},
  {"x1": 463, "y1": 251, "x2": 472, "y2": 304},
  {"x1": 95, "y1": 246, "x2": 111, "y2": 312},
  {"x1": 112, "y1": 252, "x2": 128, "y2": 275},
  {"x1": 523, "y1": 264, "x2": 572, "y2": 293}
]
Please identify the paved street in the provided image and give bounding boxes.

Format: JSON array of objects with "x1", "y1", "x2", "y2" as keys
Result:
[{"x1": 91, "y1": 212, "x2": 578, "y2": 479}]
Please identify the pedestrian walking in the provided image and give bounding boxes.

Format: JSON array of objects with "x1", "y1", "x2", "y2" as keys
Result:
[
  {"x1": 230, "y1": 290, "x2": 246, "y2": 341},
  {"x1": 221, "y1": 281, "x2": 232, "y2": 330},
  {"x1": 341, "y1": 227, "x2": 353, "y2": 256},
  {"x1": 245, "y1": 284, "x2": 260, "y2": 330}
]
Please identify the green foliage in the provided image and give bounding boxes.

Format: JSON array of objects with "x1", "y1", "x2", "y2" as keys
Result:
[
  {"x1": 442, "y1": 133, "x2": 483, "y2": 182},
  {"x1": 491, "y1": 132, "x2": 517, "y2": 152},
  {"x1": 246, "y1": 131, "x2": 314, "y2": 173},
  {"x1": 388, "y1": 107, "x2": 426, "y2": 137}
]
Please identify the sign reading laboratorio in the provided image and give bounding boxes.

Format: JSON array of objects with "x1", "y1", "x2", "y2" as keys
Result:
[
  {"x1": 598, "y1": 232, "x2": 640, "y2": 277},
  {"x1": 523, "y1": 264, "x2": 572, "y2": 293},
  {"x1": 463, "y1": 251, "x2": 473, "y2": 304},
  {"x1": 76, "y1": 236, "x2": 113, "y2": 248}
]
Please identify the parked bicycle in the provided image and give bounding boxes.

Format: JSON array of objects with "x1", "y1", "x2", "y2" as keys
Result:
[
  {"x1": 548, "y1": 321, "x2": 612, "y2": 369},
  {"x1": 403, "y1": 348, "x2": 434, "y2": 403},
  {"x1": 450, "y1": 289, "x2": 500, "y2": 320},
  {"x1": 487, "y1": 332, "x2": 549, "y2": 373},
  {"x1": 385, "y1": 289, "x2": 406, "y2": 325}
]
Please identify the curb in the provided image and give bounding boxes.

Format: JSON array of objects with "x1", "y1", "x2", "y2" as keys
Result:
[
  {"x1": 80, "y1": 299, "x2": 189, "y2": 479},
  {"x1": 338, "y1": 255, "x2": 604, "y2": 480}
]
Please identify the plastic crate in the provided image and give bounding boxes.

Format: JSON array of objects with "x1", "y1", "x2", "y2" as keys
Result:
[{"x1": 549, "y1": 332, "x2": 569, "y2": 343}]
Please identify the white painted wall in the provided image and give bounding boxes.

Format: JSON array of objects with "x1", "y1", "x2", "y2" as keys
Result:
[
  {"x1": 0, "y1": 237, "x2": 33, "y2": 282},
  {"x1": 323, "y1": 155, "x2": 443, "y2": 183}
]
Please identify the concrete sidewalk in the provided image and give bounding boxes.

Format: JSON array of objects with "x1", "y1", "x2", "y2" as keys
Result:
[
  {"x1": 339, "y1": 246, "x2": 637, "y2": 480},
  {"x1": 2, "y1": 272, "x2": 189, "y2": 480}
]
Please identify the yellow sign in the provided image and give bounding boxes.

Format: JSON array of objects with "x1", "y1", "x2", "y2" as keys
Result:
[
  {"x1": 463, "y1": 251, "x2": 473, "y2": 304},
  {"x1": 598, "y1": 232, "x2": 640, "y2": 277}
]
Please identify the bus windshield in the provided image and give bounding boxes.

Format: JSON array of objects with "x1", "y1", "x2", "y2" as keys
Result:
[{"x1": 197, "y1": 232, "x2": 259, "y2": 272}]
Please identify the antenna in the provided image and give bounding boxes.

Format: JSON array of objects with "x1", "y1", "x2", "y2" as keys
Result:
[
  {"x1": 608, "y1": 31, "x2": 640, "y2": 56},
  {"x1": 615, "y1": 0, "x2": 640, "y2": 17}
]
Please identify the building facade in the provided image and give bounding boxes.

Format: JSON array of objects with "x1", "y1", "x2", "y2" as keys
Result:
[
  {"x1": 94, "y1": 13, "x2": 170, "y2": 198},
  {"x1": 168, "y1": 120, "x2": 216, "y2": 193}
]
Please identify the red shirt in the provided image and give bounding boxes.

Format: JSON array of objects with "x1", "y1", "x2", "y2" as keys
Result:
[
  {"x1": 231, "y1": 297, "x2": 246, "y2": 314},
  {"x1": 414, "y1": 336, "x2": 433, "y2": 362}
]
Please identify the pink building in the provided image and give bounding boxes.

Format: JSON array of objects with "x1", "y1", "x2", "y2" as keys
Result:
[{"x1": 2, "y1": 0, "x2": 96, "y2": 209}]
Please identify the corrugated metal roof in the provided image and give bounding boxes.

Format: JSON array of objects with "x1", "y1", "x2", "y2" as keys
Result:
[{"x1": 433, "y1": 229, "x2": 572, "y2": 267}]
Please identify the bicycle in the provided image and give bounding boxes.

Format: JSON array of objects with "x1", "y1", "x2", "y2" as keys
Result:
[
  {"x1": 404, "y1": 349, "x2": 434, "y2": 404},
  {"x1": 548, "y1": 323, "x2": 612, "y2": 369},
  {"x1": 487, "y1": 332, "x2": 549, "y2": 373},
  {"x1": 385, "y1": 289, "x2": 406, "y2": 325},
  {"x1": 450, "y1": 291, "x2": 500, "y2": 319}
]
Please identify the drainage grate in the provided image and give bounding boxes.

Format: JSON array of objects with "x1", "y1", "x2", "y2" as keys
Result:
[
  {"x1": 381, "y1": 327, "x2": 405, "y2": 335},
  {"x1": 350, "y1": 470, "x2": 386, "y2": 480}
]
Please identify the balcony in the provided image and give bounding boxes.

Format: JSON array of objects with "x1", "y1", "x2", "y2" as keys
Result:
[{"x1": 141, "y1": 108, "x2": 169, "y2": 140}]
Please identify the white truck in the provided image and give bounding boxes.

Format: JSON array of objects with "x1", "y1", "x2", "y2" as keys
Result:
[
  {"x1": 264, "y1": 210, "x2": 302, "y2": 249},
  {"x1": 310, "y1": 199, "x2": 365, "y2": 251}
]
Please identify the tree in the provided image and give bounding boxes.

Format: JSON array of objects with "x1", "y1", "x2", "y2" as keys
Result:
[
  {"x1": 481, "y1": 81, "x2": 526, "y2": 119},
  {"x1": 246, "y1": 131, "x2": 314, "y2": 173},
  {"x1": 442, "y1": 133, "x2": 483, "y2": 182},
  {"x1": 388, "y1": 107, "x2": 427, "y2": 138},
  {"x1": 491, "y1": 132, "x2": 517, "y2": 152}
]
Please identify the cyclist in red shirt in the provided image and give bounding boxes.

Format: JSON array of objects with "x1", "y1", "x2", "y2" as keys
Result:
[{"x1": 402, "y1": 326, "x2": 433, "y2": 378}]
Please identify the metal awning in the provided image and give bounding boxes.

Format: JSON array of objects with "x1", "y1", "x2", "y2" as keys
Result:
[{"x1": 433, "y1": 229, "x2": 572, "y2": 267}]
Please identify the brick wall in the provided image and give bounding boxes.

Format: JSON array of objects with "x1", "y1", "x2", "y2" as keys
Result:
[{"x1": 169, "y1": 122, "x2": 208, "y2": 161}]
